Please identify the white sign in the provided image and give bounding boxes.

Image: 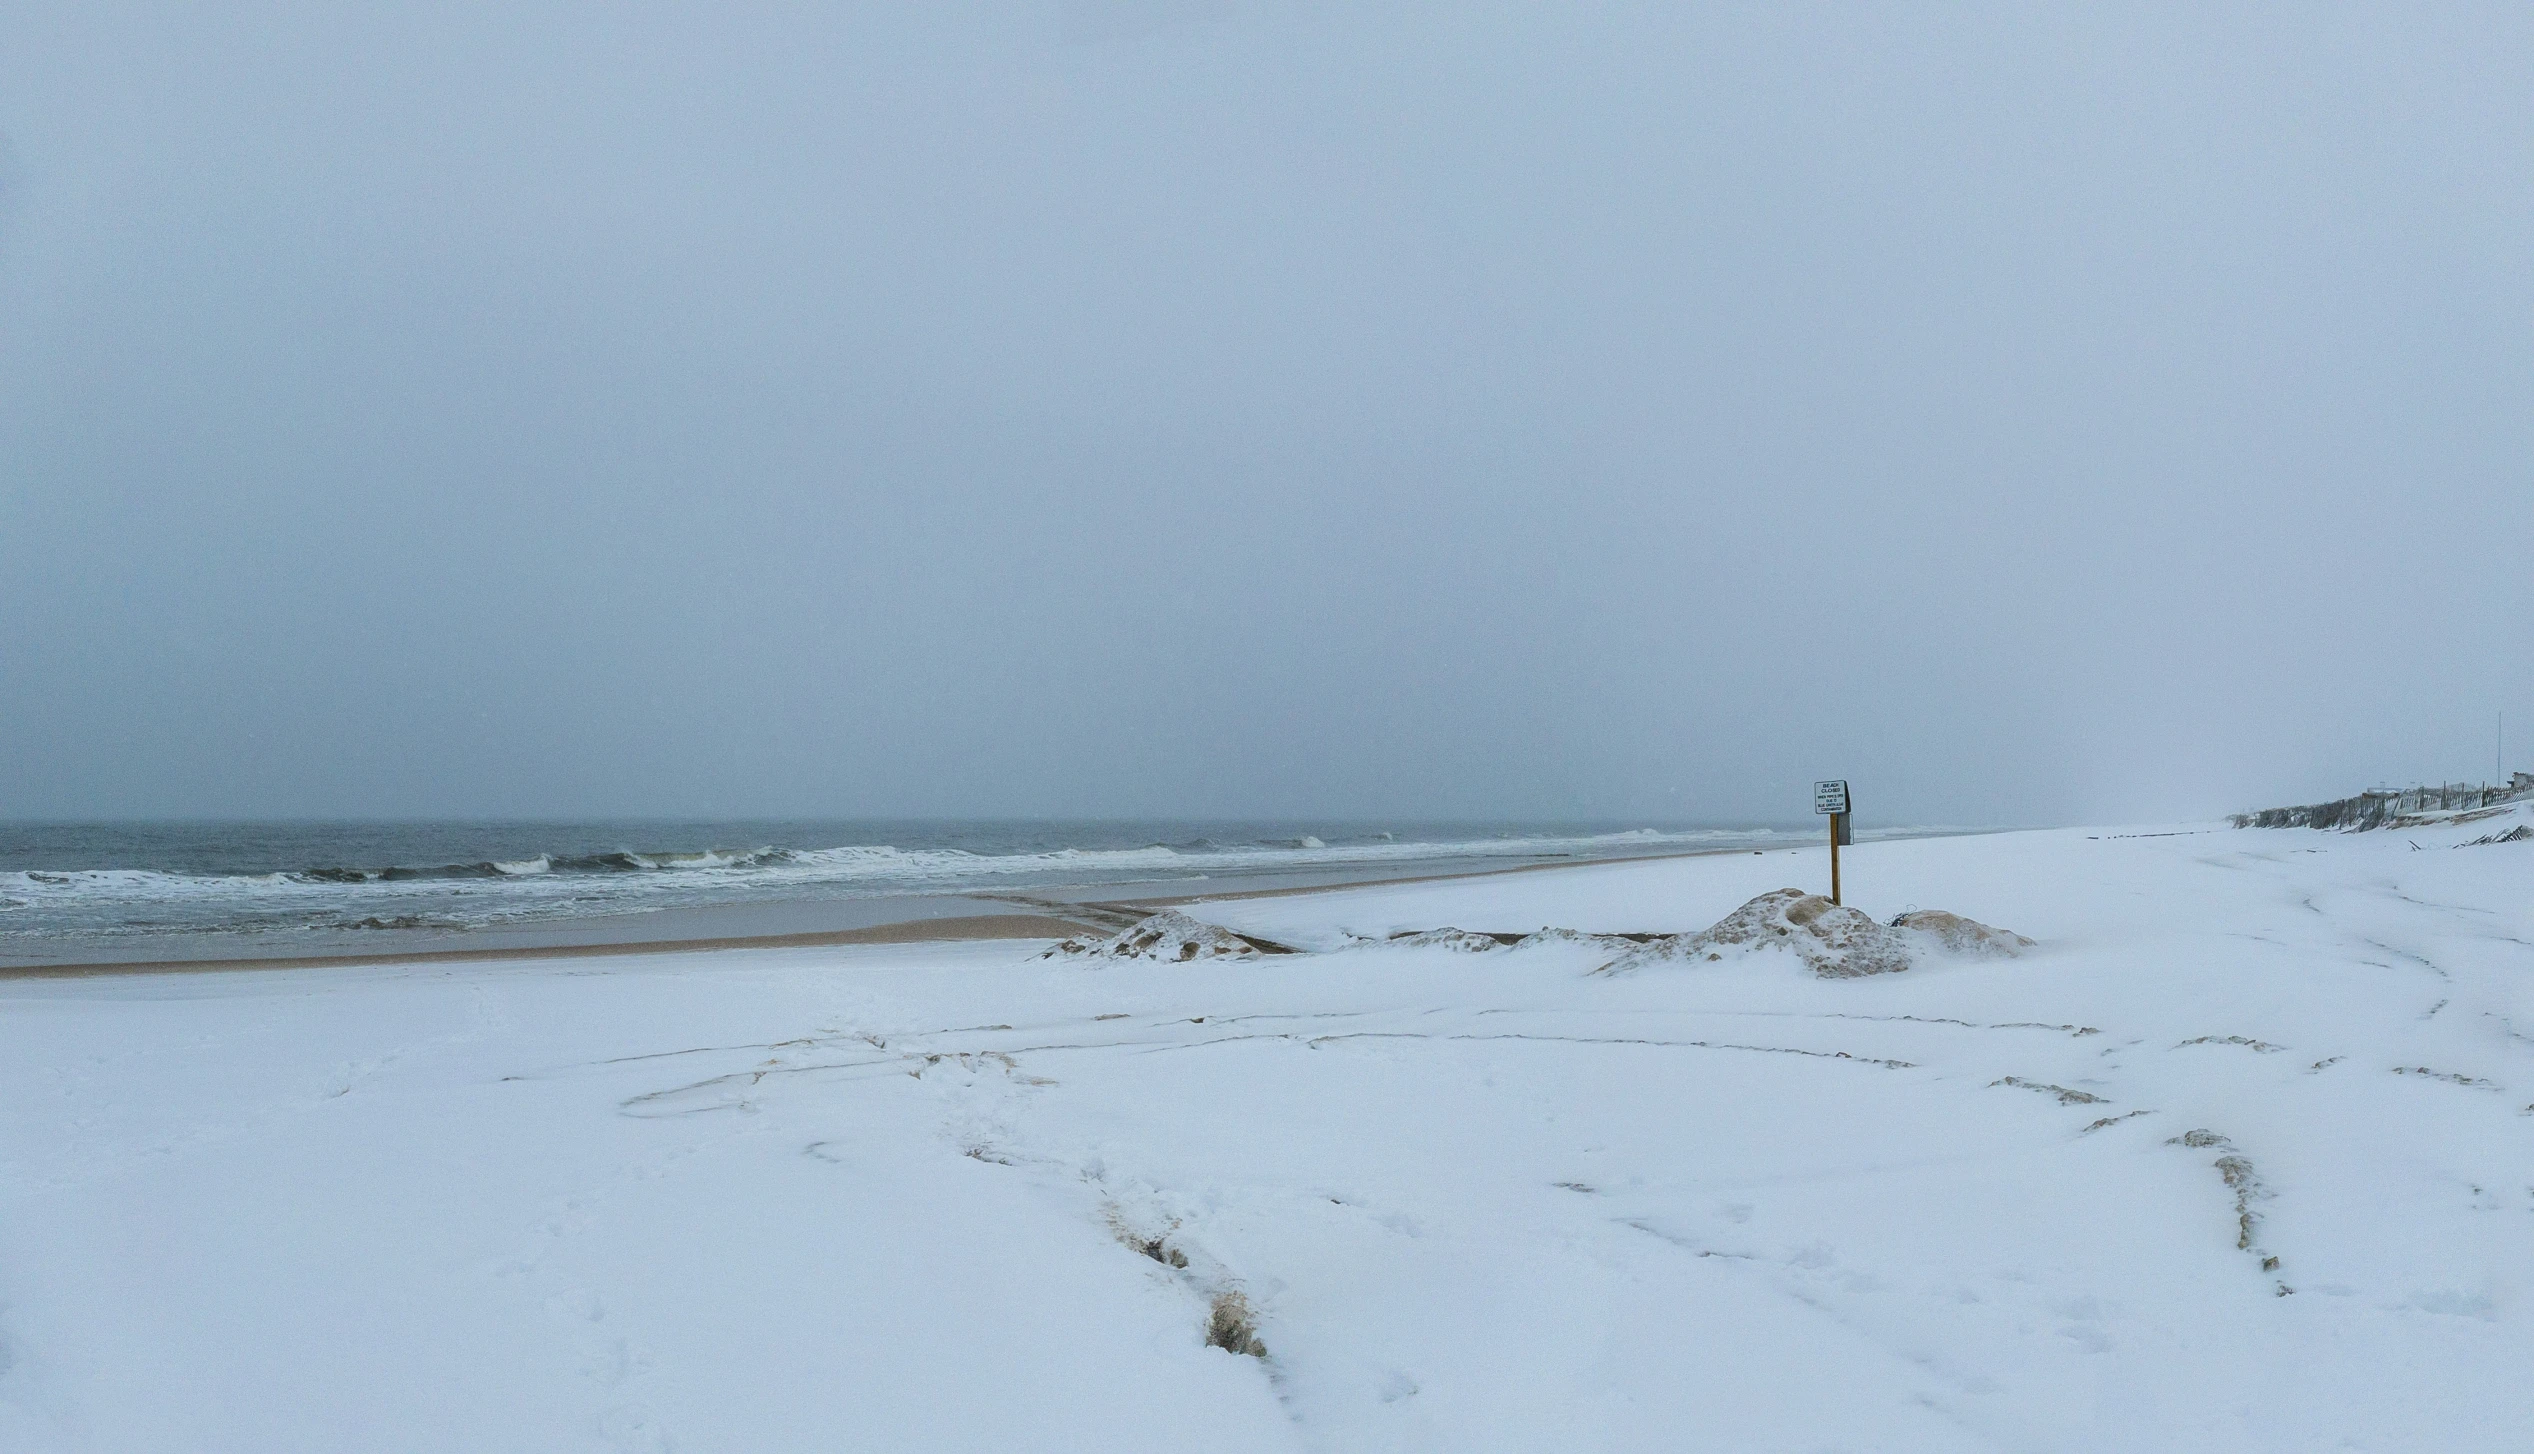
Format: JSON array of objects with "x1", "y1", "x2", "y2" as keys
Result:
[{"x1": 1813, "y1": 779, "x2": 1850, "y2": 816}]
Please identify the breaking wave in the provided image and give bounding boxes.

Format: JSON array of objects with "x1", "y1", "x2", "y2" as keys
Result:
[{"x1": 286, "y1": 847, "x2": 799, "y2": 883}]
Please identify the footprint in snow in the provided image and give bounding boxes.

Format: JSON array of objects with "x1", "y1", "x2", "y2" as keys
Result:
[{"x1": 597, "y1": 1403, "x2": 672, "y2": 1453}]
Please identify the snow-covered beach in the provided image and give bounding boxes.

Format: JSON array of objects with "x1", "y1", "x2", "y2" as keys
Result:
[{"x1": 4, "y1": 814, "x2": 2529, "y2": 1452}]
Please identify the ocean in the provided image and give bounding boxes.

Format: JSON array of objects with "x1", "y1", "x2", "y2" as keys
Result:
[{"x1": 0, "y1": 819, "x2": 1817, "y2": 964}]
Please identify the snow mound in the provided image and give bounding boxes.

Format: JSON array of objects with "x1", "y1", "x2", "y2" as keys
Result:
[
  {"x1": 1599, "y1": 889, "x2": 2030, "y2": 979},
  {"x1": 1374, "y1": 928, "x2": 1517, "y2": 952},
  {"x1": 1889, "y1": 908, "x2": 2036, "y2": 958},
  {"x1": 1045, "y1": 910, "x2": 1281, "y2": 963}
]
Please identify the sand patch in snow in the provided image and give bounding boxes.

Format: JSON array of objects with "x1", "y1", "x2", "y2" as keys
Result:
[{"x1": 1887, "y1": 908, "x2": 2035, "y2": 958}]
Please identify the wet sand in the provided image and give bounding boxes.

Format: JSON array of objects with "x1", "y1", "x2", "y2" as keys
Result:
[{"x1": 0, "y1": 914, "x2": 1104, "y2": 980}]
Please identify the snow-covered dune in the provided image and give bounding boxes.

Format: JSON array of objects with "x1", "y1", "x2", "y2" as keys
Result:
[{"x1": 2, "y1": 821, "x2": 2528, "y2": 1451}]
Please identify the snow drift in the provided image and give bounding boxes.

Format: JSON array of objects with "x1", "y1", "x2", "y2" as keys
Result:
[
  {"x1": 1599, "y1": 888, "x2": 2032, "y2": 978},
  {"x1": 1349, "y1": 926, "x2": 1656, "y2": 955},
  {"x1": 1044, "y1": 910, "x2": 1292, "y2": 962},
  {"x1": 1888, "y1": 907, "x2": 2038, "y2": 958}
]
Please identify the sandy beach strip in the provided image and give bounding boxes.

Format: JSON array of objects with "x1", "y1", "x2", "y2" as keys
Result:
[{"x1": 0, "y1": 913, "x2": 1103, "y2": 980}]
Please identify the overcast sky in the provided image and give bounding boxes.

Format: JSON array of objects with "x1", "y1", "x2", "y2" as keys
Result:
[{"x1": 3, "y1": 2, "x2": 2528, "y2": 825}]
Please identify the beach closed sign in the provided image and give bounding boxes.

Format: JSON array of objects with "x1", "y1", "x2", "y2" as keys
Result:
[{"x1": 1814, "y1": 779, "x2": 1850, "y2": 816}]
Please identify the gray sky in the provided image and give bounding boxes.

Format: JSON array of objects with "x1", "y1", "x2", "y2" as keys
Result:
[{"x1": 3, "y1": 3, "x2": 2529, "y2": 825}]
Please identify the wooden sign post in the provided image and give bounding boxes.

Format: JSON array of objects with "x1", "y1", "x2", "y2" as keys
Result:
[{"x1": 1813, "y1": 779, "x2": 1851, "y2": 905}]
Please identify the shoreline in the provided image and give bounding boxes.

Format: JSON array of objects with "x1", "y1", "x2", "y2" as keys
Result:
[
  {"x1": 0, "y1": 841, "x2": 1818, "y2": 981},
  {"x1": 0, "y1": 914, "x2": 1101, "y2": 981}
]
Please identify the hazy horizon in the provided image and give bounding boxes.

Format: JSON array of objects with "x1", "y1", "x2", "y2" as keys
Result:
[{"x1": 6, "y1": 4, "x2": 2529, "y2": 826}]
